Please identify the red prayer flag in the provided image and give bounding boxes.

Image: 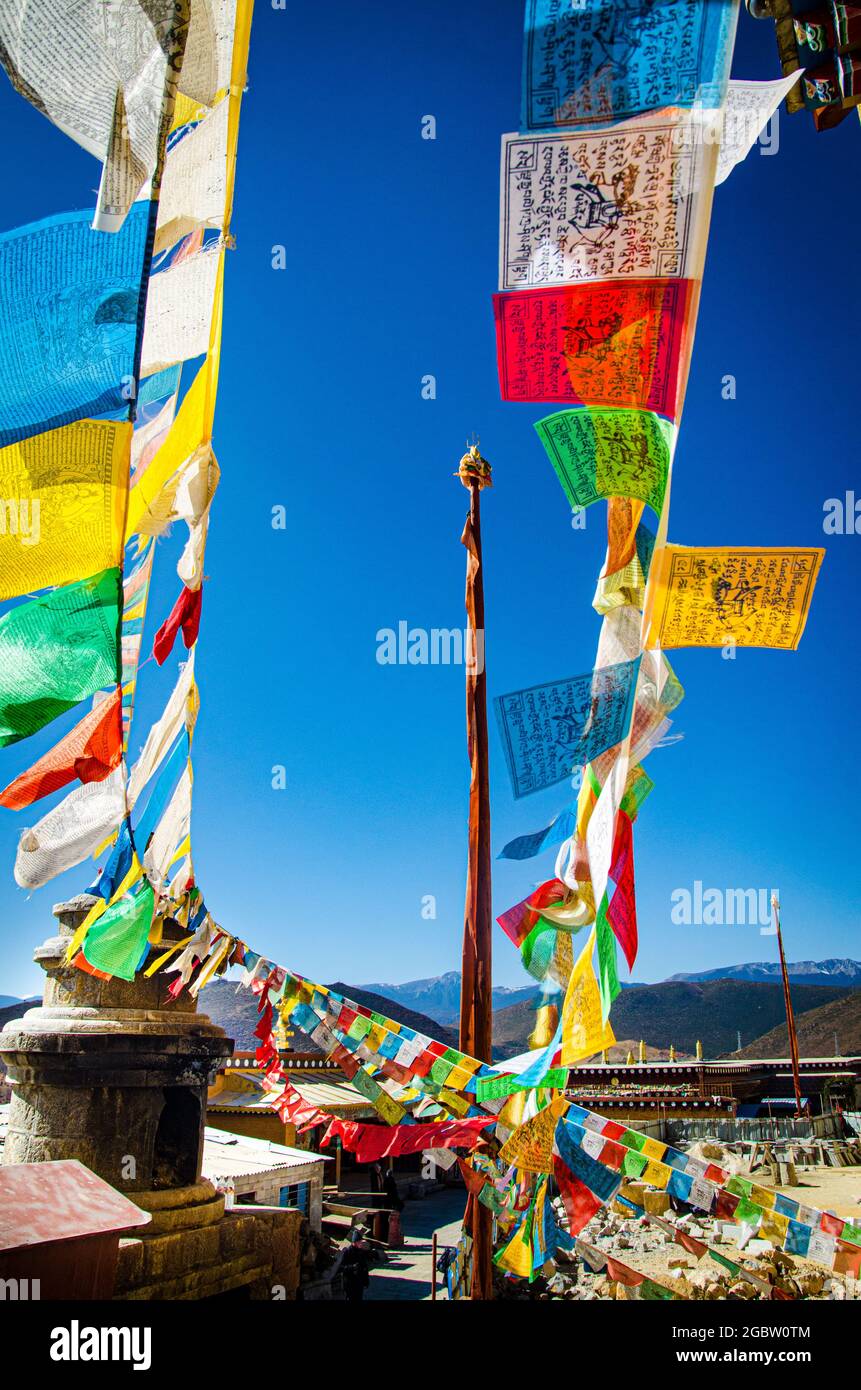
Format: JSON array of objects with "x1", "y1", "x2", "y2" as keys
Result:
[
  {"x1": 553, "y1": 1155, "x2": 602, "y2": 1235},
  {"x1": 153, "y1": 585, "x2": 203, "y2": 665},
  {"x1": 319, "y1": 1116, "x2": 493, "y2": 1164},
  {"x1": 497, "y1": 878, "x2": 568, "y2": 949},
  {"x1": 0, "y1": 686, "x2": 123, "y2": 810},
  {"x1": 605, "y1": 1256, "x2": 644, "y2": 1287},
  {"x1": 493, "y1": 280, "x2": 693, "y2": 415},
  {"x1": 607, "y1": 810, "x2": 638, "y2": 971}
]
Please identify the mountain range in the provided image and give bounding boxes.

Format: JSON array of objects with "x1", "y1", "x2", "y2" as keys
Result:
[
  {"x1": 667, "y1": 959, "x2": 861, "y2": 988},
  {"x1": 359, "y1": 970, "x2": 537, "y2": 1026},
  {"x1": 360, "y1": 960, "x2": 861, "y2": 1026},
  {"x1": 492, "y1": 979, "x2": 856, "y2": 1060}
]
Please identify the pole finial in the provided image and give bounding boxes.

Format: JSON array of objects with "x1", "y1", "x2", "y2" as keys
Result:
[{"x1": 457, "y1": 441, "x2": 492, "y2": 490}]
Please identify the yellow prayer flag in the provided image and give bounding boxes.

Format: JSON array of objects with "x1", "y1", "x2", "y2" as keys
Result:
[
  {"x1": 495, "y1": 1222, "x2": 534, "y2": 1279},
  {"x1": 642, "y1": 545, "x2": 824, "y2": 651},
  {"x1": 498, "y1": 1095, "x2": 569, "y2": 1175},
  {"x1": 749, "y1": 1183, "x2": 777, "y2": 1212},
  {"x1": 0, "y1": 419, "x2": 129, "y2": 600},
  {"x1": 760, "y1": 1208, "x2": 790, "y2": 1246},
  {"x1": 560, "y1": 928, "x2": 616, "y2": 1065},
  {"x1": 640, "y1": 1136, "x2": 667, "y2": 1162},
  {"x1": 641, "y1": 1158, "x2": 672, "y2": 1188}
]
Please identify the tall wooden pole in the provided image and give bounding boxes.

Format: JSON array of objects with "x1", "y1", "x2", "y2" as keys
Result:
[
  {"x1": 457, "y1": 444, "x2": 493, "y2": 1300},
  {"x1": 772, "y1": 894, "x2": 803, "y2": 1118}
]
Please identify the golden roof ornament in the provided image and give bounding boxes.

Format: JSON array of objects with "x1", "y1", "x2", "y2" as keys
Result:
[{"x1": 457, "y1": 442, "x2": 492, "y2": 490}]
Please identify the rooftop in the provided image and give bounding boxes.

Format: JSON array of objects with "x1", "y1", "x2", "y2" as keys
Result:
[{"x1": 201, "y1": 1127, "x2": 331, "y2": 1182}]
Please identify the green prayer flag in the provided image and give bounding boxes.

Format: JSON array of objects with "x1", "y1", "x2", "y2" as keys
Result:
[
  {"x1": 83, "y1": 881, "x2": 154, "y2": 981},
  {"x1": 733, "y1": 1196, "x2": 763, "y2": 1228},
  {"x1": 639, "y1": 1277, "x2": 677, "y2": 1301},
  {"x1": 0, "y1": 566, "x2": 120, "y2": 747},
  {"x1": 623, "y1": 1150, "x2": 648, "y2": 1178},
  {"x1": 709, "y1": 1249, "x2": 741, "y2": 1276},
  {"x1": 535, "y1": 407, "x2": 672, "y2": 515},
  {"x1": 596, "y1": 895, "x2": 620, "y2": 1024}
]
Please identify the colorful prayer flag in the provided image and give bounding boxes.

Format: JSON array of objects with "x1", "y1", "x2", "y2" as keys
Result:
[{"x1": 642, "y1": 545, "x2": 825, "y2": 651}]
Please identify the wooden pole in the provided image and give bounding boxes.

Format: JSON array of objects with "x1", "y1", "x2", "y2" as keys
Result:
[
  {"x1": 772, "y1": 894, "x2": 803, "y2": 1119},
  {"x1": 431, "y1": 1231, "x2": 438, "y2": 1301},
  {"x1": 457, "y1": 445, "x2": 493, "y2": 1300}
]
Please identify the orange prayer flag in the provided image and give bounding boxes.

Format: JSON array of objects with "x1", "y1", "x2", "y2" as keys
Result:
[{"x1": 0, "y1": 686, "x2": 123, "y2": 810}]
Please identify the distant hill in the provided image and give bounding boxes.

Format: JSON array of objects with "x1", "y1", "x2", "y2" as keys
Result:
[
  {"x1": 0, "y1": 998, "x2": 38, "y2": 1031},
  {"x1": 360, "y1": 970, "x2": 537, "y2": 1026},
  {"x1": 730, "y1": 989, "x2": 861, "y2": 1059},
  {"x1": 667, "y1": 959, "x2": 861, "y2": 989},
  {"x1": 199, "y1": 977, "x2": 455, "y2": 1053},
  {"x1": 0, "y1": 995, "x2": 21, "y2": 1009},
  {"x1": 491, "y1": 980, "x2": 855, "y2": 1060}
]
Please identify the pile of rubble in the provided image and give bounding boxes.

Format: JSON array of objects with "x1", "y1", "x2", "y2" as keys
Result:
[{"x1": 499, "y1": 1137, "x2": 860, "y2": 1301}]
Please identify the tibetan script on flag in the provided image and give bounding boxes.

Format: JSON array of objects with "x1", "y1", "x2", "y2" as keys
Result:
[
  {"x1": 521, "y1": 0, "x2": 738, "y2": 131},
  {"x1": 495, "y1": 657, "x2": 640, "y2": 799},
  {"x1": 494, "y1": 279, "x2": 692, "y2": 413},
  {"x1": 499, "y1": 115, "x2": 710, "y2": 291},
  {"x1": 535, "y1": 407, "x2": 671, "y2": 514},
  {"x1": 642, "y1": 545, "x2": 825, "y2": 651}
]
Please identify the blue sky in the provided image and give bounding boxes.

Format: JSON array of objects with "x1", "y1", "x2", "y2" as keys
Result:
[{"x1": 0, "y1": 1, "x2": 858, "y2": 1000}]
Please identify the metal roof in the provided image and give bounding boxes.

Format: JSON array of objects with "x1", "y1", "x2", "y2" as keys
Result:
[
  {"x1": 207, "y1": 1073, "x2": 374, "y2": 1119},
  {"x1": 201, "y1": 1127, "x2": 331, "y2": 1182}
]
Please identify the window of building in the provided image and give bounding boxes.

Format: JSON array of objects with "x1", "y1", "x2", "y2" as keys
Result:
[{"x1": 279, "y1": 1181, "x2": 310, "y2": 1214}]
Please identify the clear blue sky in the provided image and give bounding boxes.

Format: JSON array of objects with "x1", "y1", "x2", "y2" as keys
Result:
[{"x1": 0, "y1": 1, "x2": 858, "y2": 1000}]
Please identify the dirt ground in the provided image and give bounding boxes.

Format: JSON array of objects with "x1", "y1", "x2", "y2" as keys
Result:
[{"x1": 767, "y1": 1166, "x2": 861, "y2": 1221}]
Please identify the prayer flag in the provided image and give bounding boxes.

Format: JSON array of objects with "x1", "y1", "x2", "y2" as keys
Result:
[
  {"x1": 494, "y1": 280, "x2": 694, "y2": 414},
  {"x1": 494, "y1": 657, "x2": 640, "y2": 799},
  {"x1": 0, "y1": 568, "x2": 122, "y2": 747},
  {"x1": 642, "y1": 545, "x2": 825, "y2": 651},
  {"x1": 0, "y1": 687, "x2": 123, "y2": 810},
  {"x1": 521, "y1": 0, "x2": 738, "y2": 130},
  {"x1": 0, "y1": 204, "x2": 152, "y2": 447},
  {"x1": 535, "y1": 408, "x2": 672, "y2": 516},
  {"x1": 0, "y1": 420, "x2": 130, "y2": 599}
]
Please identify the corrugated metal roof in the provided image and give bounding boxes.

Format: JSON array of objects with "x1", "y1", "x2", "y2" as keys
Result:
[
  {"x1": 202, "y1": 1127, "x2": 331, "y2": 1181},
  {"x1": 207, "y1": 1073, "x2": 374, "y2": 1119}
]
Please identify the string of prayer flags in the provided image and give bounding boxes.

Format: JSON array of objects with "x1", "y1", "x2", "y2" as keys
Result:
[
  {"x1": 153, "y1": 585, "x2": 203, "y2": 665},
  {"x1": 535, "y1": 408, "x2": 672, "y2": 517},
  {"x1": 557, "y1": 1102, "x2": 861, "y2": 1276},
  {"x1": 494, "y1": 657, "x2": 640, "y2": 799},
  {"x1": 0, "y1": 420, "x2": 130, "y2": 600},
  {"x1": 0, "y1": 568, "x2": 122, "y2": 748},
  {"x1": 319, "y1": 1116, "x2": 494, "y2": 1164},
  {"x1": 0, "y1": 203, "x2": 152, "y2": 449},
  {"x1": 0, "y1": 1, "x2": 188, "y2": 232},
  {"x1": 499, "y1": 112, "x2": 714, "y2": 291},
  {"x1": 494, "y1": 279, "x2": 694, "y2": 414},
  {"x1": 553, "y1": 1113, "x2": 620, "y2": 1234},
  {"x1": 642, "y1": 545, "x2": 825, "y2": 651},
  {"x1": 521, "y1": 0, "x2": 739, "y2": 131},
  {"x1": 0, "y1": 687, "x2": 123, "y2": 811},
  {"x1": 127, "y1": 655, "x2": 197, "y2": 807}
]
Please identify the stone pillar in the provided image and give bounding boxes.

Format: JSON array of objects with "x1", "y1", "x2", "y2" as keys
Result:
[{"x1": 0, "y1": 896, "x2": 233, "y2": 1194}]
